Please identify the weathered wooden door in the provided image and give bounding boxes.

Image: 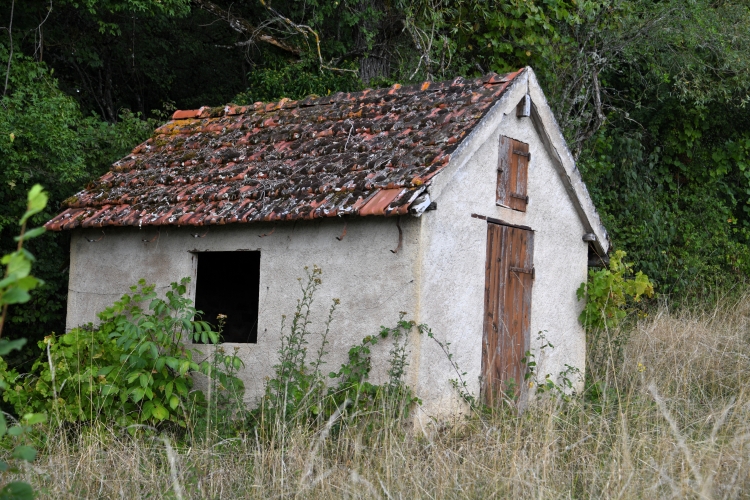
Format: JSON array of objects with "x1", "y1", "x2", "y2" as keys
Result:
[{"x1": 481, "y1": 222, "x2": 534, "y2": 406}]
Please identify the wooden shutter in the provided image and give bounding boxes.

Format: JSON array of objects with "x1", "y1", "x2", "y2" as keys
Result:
[
  {"x1": 481, "y1": 222, "x2": 534, "y2": 406},
  {"x1": 497, "y1": 136, "x2": 530, "y2": 212}
]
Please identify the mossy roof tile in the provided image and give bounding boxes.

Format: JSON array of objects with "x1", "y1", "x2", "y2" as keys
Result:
[{"x1": 46, "y1": 69, "x2": 524, "y2": 230}]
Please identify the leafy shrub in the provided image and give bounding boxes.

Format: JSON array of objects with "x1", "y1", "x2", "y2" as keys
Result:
[
  {"x1": 0, "y1": 43, "x2": 156, "y2": 356},
  {"x1": 0, "y1": 279, "x2": 243, "y2": 430},
  {"x1": 577, "y1": 250, "x2": 655, "y2": 332},
  {"x1": 578, "y1": 250, "x2": 654, "y2": 397},
  {"x1": 0, "y1": 185, "x2": 50, "y2": 500}
]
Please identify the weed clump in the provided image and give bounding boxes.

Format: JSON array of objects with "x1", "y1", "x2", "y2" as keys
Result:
[{"x1": 253, "y1": 265, "x2": 422, "y2": 441}]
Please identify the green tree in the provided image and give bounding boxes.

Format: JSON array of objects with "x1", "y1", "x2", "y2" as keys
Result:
[{"x1": 0, "y1": 44, "x2": 153, "y2": 361}]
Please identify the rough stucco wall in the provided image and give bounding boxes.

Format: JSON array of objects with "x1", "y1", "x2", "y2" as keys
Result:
[
  {"x1": 414, "y1": 87, "x2": 589, "y2": 418},
  {"x1": 66, "y1": 217, "x2": 420, "y2": 404}
]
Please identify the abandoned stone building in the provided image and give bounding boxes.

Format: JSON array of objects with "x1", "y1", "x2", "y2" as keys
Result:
[{"x1": 47, "y1": 67, "x2": 609, "y2": 415}]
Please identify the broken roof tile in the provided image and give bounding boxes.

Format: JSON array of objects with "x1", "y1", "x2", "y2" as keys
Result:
[{"x1": 45, "y1": 70, "x2": 525, "y2": 231}]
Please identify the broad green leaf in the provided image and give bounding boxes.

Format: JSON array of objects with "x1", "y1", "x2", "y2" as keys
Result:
[
  {"x1": 14, "y1": 226, "x2": 45, "y2": 241},
  {"x1": 179, "y1": 361, "x2": 190, "y2": 376},
  {"x1": 165, "y1": 357, "x2": 179, "y2": 370},
  {"x1": 12, "y1": 276, "x2": 41, "y2": 291},
  {"x1": 0, "y1": 480, "x2": 34, "y2": 500},
  {"x1": 130, "y1": 387, "x2": 145, "y2": 403},
  {"x1": 169, "y1": 395, "x2": 179, "y2": 410},
  {"x1": 12, "y1": 446, "x2": 36, "y2": 462},
  {"x1": 4, "y1": 253, "x2": 31, "y2": 280},
  {"x1": 175, "y1": 380, "x2": 187, "y2": 395},
  {"x1": 22, "y1": 413, "x2": 46, "y2": 426},
  {"x1": 141, "y1": 401, "x2": 154, "y2": 421},
  {"x1": 154, "y1": 357, "x2": 165, "y2": 372},
  {"x1": 101, "y1": 384, "x2": 119, "y2": 396},
  {"x1": 152, "y1": 405, "x2": 169, "y2": 421},
  {"x1": 20, "y1": 184, "x2": 48, "y2": 225},
  {"x1": 0, "y1": 339, "x2": 27, "y2": 356},
  {"x1": 2, "y1": 287, "x2": 31, "y2": 305}
]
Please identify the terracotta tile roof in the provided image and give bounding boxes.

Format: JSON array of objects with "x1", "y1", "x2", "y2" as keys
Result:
[{"x1": 46, "y1": 70, "x2": 524, "y2": 230}]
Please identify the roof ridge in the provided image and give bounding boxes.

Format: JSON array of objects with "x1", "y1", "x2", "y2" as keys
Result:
[{"x1": 170, "y1": 71, "x2": 518, "y2": 121}]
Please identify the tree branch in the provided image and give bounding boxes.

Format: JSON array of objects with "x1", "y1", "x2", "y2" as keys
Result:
[
  {"x1": 192, "y1": 0, "x2": 301, "y2": 56},
  {"x1": 3, "y1": 0, "x2": 15, "y2": 99}
]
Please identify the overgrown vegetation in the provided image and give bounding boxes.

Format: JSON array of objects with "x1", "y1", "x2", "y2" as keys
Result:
[
  {"x1": 1, "y1": 265, "x2": 748, "y2": 498},
  {"x1": 0, "y1": 185, "x2": 51, "y2": 500},
  {"x1": 0, "y1": 279, "x2": 244, "y2": 430},
  {"x1": 0, "y1": 197, "x2": 745, "y2": 497}
]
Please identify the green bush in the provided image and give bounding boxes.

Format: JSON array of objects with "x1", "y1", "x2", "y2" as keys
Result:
[
  {"x1": 0, "y1": 279, "x2": 243, "y2": 430},
  {"x1": 577, "y1": 250, "x2": 655, "y2": 332},
  {"x1": 0, "y1": 185, "x2": 51, "y2": 500},
  {"x1": 0, "y1": 43, "x2": 155, "y2": 355}
]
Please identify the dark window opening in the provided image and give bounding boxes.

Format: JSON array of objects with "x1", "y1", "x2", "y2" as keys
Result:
[{"x1": 194, "y1": 251, "x2": 260, "y2": 343}]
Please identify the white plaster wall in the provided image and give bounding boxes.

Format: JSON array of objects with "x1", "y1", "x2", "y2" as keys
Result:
[
  {"x1": 66, "y1": 217, "x2": 421, "y2": 404},
  {"x1": 414, "y1": 82, "x2": 590, "y2": 418}
]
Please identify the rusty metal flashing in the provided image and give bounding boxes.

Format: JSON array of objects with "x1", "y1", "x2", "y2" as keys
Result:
[
  {"x1": 336, "y1": 220, "x2": 348, "y2": 241},
  {"x1": 84, "y1": 231, "x2": 105, "y2": 243},
  {"x1": 258, "y1": 227, "x2": 275, "y2": 238},
  {"x1": 390, "y1": 217, "x2": 403, "y2": 254}
]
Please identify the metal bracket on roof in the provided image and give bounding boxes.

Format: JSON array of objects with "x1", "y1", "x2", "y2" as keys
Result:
[
  {"x1": 390, "y1": 217, "x2": 403, "y2": 254},
  {"x1": 409, "y1": 193, "x2": 433, "y2": 217},
  {"x1": 258, "y1": 227, "x2": 275, "y2": 238},
  {"x1": 85, "y1": 231, "x2": 105, "y2": 243},
  {"x1": 336, "y1": 220, "x2": 348, "y2": 241},
  {"x1": 142, "y1": 229, "x2": 160, "y2": 244}
]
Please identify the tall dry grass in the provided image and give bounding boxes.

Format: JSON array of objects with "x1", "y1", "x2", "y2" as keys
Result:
[{"x1": 10, "y1": 295, "x2": 750, "y2": 499}]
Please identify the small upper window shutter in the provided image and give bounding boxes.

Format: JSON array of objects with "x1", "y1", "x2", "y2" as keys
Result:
[{"x1": 496, "y1": 136, "x2": 530, "y2": 212}]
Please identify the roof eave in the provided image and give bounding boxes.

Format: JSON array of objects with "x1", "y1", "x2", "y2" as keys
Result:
[{"x1": 525, "y1": 68, "x2": 610, "y2": 254}]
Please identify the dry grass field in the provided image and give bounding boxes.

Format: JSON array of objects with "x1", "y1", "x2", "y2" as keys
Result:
[{"x1": 8, "y1": 295, "x2": 750, "y2": 499}]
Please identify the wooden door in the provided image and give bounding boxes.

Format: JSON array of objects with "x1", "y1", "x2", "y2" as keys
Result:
[{"x1": 481, "y1": 222, "x2": 534, "y2": 406}]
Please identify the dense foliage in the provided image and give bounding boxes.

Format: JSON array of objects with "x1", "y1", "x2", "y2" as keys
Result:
[
  {"x1": 0, "y1": 278, "x2": 243, "y2": 429},
  {"x1": 0, "y1": 43, "x2": 154, "y2": 361},
  {"x1": 0, "y1": 186, "x2": 50, "y2": 500},
  {"x1": 2, "y1": 0, "x2": 750, "y2": 356}
]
